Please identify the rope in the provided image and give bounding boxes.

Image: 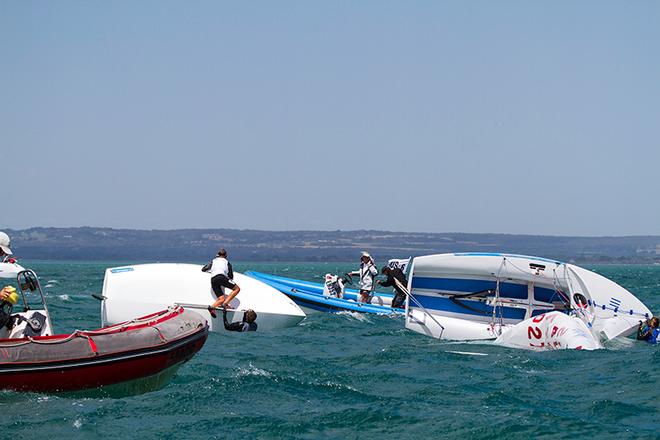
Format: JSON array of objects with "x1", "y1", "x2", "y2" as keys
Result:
[
  {"x1": 587, "y1": 299, "x2": 650, "y2": 319},
  {"x1": 490, "y1": 258, "x2": 506, "y2": 335},
  {"x1": 0, "y1": 307, "x2": 178, "y2": 347},
  {"x1": 394, "y1": 277, "x2": 445, "y2": 338}
]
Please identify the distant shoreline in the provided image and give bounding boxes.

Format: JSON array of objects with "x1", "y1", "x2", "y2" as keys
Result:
[{"x1": 4, "y1": 227, "x2": 660, "y2": 264}]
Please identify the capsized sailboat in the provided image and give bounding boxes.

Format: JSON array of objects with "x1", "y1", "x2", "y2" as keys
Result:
[
  {"x1": 101, "y1": 263, "x2": 306, "y2": 331},
  {"x1": 404, "y1": 253, "x2": 652, "y2": 347}
]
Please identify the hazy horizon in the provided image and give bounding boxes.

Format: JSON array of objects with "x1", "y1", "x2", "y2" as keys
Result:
[
  {"x1": 2, "y1": 1, "x2": 659, "y2": 236},
  {"x1": 4, "y1": 224, "x2": 660, "y2": 239}
]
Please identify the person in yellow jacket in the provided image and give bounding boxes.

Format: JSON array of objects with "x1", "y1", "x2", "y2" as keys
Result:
[{"x1": 0, "y1": 286, "x2": 19, "y2": 305}]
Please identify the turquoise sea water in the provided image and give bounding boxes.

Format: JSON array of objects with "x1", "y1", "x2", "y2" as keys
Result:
[{"x1": 1, "y1": 261, "x2": 659, "y2": 439}]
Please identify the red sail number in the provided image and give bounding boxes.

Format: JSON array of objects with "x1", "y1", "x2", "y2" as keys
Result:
[{"x1": 527, "y1": 326, "x2": 542, "y2": 339}]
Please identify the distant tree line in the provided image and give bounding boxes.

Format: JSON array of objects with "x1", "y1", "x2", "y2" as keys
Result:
[{"x1": 3, "y1": 227, "x2": 659, "y2": 263}]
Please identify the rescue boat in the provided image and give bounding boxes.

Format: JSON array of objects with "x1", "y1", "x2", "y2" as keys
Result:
[
  {"x1": 245, "y1": 271, "x2": 402, "y2": 315},
  {"x1": 0, "y1": 262, "x2": 208, "y2": 392}
]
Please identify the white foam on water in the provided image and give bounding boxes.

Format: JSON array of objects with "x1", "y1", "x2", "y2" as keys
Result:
[
  {"x1": 73, "y1": 418, "x2": 82, "y2": 429},
  {"x1": 58, "y1": 294, "x2": 71, "y2": 301},
  {"x1": 319, "y1": 380, "x2": 360, "y2": 393},
  {"x1": 445, "y1": 350, "x2": 488, "y2": 356},
  {"x1": 236, "y1": 363, "x2": 274, "y2": 378},
  {"x1": 604, "y1": 337, "x2": 635, "y2": 350},
  {"x1": 335, "y1": 311, "x2": 373, "y2": 323}
]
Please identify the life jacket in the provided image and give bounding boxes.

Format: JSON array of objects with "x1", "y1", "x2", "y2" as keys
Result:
[
  {"x1": 651, "y1": 328, "x2": 660, "y2": 344},
  {"x1": 637, "y1": 321, "x2": 653, "y2": 341},
  {"x1": 0, "y1": 287, "x2": 18, "y2": 329}
]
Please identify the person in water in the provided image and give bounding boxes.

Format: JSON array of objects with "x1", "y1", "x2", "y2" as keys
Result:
[
  {"x1": 349, "y1": 252, "x2": 378, "y2": 303},
  {"x1": 0, "y1": 232, "x2": 15, "y2": 263},
  {"x1": 202, "y1": 248, "x2": 240, "y2": 318},
  {"x1": 637, "y1": 317, "x2": 660, "y2": 344},
  {"x1": 223, "y1": 308, "x2": 257, "y2": 332},
  {"x1": 378, "y1": 266, "x2": 408, "y2": 309}
]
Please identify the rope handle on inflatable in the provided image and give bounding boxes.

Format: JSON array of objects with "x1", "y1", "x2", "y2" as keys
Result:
[{"x1": 0, "y1": 307, "x2": 180, "y2": 347}]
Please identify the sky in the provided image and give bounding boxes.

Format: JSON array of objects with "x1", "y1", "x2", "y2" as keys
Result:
[{"x1": 1, "y1": 1, "x2": 659, "y2": 236}]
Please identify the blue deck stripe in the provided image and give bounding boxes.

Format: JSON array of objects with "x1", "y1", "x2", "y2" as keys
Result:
[
  {"x1": 451, "y1": 253, "x2": 563, "y2": 265},
  {"x1": 411, "y1": 295, "x2": 527, "y2": 320},
  {"x1": 411, "y1": 277, "x2": 557, "y2": 302}
]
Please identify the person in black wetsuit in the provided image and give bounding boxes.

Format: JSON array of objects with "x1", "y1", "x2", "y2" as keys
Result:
[
  {"x1": 378, "y1": 266, "x2": 408, "y2": 309},
  {"x1": 223, "y1": 308, "x2": 257, "y2": 332}
]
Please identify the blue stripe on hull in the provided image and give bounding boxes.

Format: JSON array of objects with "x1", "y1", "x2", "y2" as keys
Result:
[
  {"x1": 246, "y1": 271, "x2": 394, "y2": 300},
  {"x1": 411, "y1": 277, "x2": 557, "y2": 302},
  {"x1": 451, "y1": 253, "x2": 563, "y2": 265},
  {"x1": 412, "y1": 295, "x2": 527, "y2": 320},
  {"x1": 246, "y1": 271, "x2": 400, "y2": 315}
]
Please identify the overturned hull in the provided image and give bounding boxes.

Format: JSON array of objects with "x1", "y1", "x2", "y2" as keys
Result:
[
  {"x1": 405, "y1": 253, "x2": 652, "y2": 342},
  {"x1": 102, "y1": 264, "x2": 306, "y2": 331}
]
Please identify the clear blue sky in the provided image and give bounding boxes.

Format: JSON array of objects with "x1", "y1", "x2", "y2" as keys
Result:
[{"x1": 1, "y1": 1, "x2": 658, "y2": 235}]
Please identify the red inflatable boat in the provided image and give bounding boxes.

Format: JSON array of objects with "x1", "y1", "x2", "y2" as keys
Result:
[{"x1": 0, "y1": 264, "x2": 208, "y2": 393}]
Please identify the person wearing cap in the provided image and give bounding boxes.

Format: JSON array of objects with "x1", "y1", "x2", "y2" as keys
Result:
[
  {"x1": 348, "y1": 252, "x2": 378, "y2": 303},
  {"x1": 202, "y1": 248, "x2": 241, "y2": 318},
  {"x1": 0, "y1": 232, "x2": 14, "y2": 263}
]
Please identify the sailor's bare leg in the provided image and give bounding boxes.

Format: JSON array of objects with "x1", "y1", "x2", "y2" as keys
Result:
[
  {"x1": 211, "y1": 295, "x2": 227, "y2": 309},
  {"x1": 221, "y1": 285, "x2": 241, "y2": 308}
]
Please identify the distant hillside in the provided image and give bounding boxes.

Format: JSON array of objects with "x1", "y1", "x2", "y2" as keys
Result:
[{"x1": 3, "y1": 227, "x2": 660, "y2": 263}]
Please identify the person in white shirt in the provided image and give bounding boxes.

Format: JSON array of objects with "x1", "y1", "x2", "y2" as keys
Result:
[
  {"x1": 348, "y1": 251, "x2": 378, "y2": 303},
  {"x1": 202, "y1": 248, "x2": 240, "y2": 318}
]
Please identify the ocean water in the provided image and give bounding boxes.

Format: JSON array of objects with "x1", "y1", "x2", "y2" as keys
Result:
[{"x1": 1, "y1": 261, "x2": 658, "y2": 439}]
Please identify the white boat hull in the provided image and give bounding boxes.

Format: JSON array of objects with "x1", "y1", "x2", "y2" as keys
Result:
[
  {"x1": 406, "y1": 308, "x2": 505, "y2": 340},
  {"x1": 101, "y1": 264, "x2": 306, "y2": 331},
  {"x1": 405, "y1": 253, "x2": 652, "y2": 342}
]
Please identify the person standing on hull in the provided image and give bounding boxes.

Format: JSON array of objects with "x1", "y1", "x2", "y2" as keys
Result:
[
  {"x1": 378, "y1": 266, "x2": 408, "y2": 309},
  {"x1": 349, "y1": 251, "x2": 378, "y2": 303},
  {"x1": 202, "y1": 248, "x2": 240, "y2": 318},
  {"x1": 0, "y1": 232, "x2": 15, "y2": 263}
]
